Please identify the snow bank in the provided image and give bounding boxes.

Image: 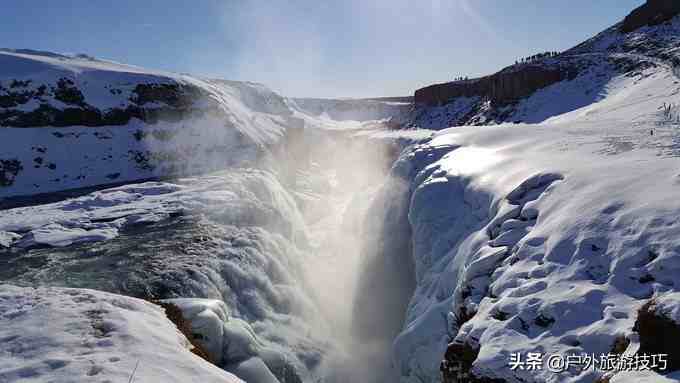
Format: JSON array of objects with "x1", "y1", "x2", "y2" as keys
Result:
[
  {"x1": 392, "y1": 63, "x2": 680, "y2": 382},
  {"x1": 0, "y1": 284, "x2": 243, "y2": 383}
]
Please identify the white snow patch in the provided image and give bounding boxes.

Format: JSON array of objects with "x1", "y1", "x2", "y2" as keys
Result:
[{"x1": 0, "y1": 284, "x2": 243, "y2": 383}]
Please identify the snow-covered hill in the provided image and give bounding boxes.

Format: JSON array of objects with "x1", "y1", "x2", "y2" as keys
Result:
[
  {"x1": 0, "y1": 49, "x2": 298, "y2": 199},
  {"x1": 383, "y1": 13, "x2": 680, "y2": 383},
  {"x1": 408, "y1": 9, "x2": 680, "y2": 130}
]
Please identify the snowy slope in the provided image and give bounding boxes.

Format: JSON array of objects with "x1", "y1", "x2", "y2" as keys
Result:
[
  {"x1": 388, "y1": 48, "x2": 680, "y2": 383},
  {"x1": 0, "y1": 284, "x2": 243, "y2": 383},
  {"x1": 0, "y1": 49, "x2": 295, "y2": 199},
  {"x1": 408, "y1": 15, "x2": 680, "y2": 130}
]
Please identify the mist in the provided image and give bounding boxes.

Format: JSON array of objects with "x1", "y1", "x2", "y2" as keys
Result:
[{"x1": 276, "y1": 125, "x2": 416, "y2": 382}]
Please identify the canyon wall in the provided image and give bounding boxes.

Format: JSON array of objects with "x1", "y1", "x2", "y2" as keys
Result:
[{"x1": 414, "y1": 63, "x2": 571, "y2": 107}]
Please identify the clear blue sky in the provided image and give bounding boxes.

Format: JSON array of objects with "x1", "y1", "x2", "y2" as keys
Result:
[{"x1": 1, "y1": 1, "x2": 643, "y2": 98}]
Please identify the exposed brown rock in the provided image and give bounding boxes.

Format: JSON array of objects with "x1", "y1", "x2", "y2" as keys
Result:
[
  {"x1": 153, "y1": 300, "x2": 215, "y2": 365},
  {"x1": 633, "y1": 299, "x2": 680, "y2": 372},
  {"x1": 414, "y1": 63, "x2": 568, "y2": 107}
]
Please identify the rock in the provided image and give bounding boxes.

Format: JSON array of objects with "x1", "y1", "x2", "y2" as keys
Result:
[
  {"x1": 440, "y1": 341, "x2": 506, "y2": 383},
  {"x1": 621, "y1": 0, "x2": 680, "y2": 33},
  {"x1": 0, "y1": 158, "x2": 23, "y2": 187},
  {"x1": 634, "y1": 299, "x2": 680, "y2": 372},
  {"x1": 161, "y1": 299, "x2": 230, "y2": 363},
  {"x1": 0, "y1": 75, "x2": 216, "y2": 128},
  {"x1": 414, "y1": 63, "x2": 570, "y2": 107}
]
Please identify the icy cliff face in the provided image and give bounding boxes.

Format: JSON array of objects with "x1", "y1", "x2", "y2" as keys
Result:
[{"x1": 392, "y1": 43, "x2": 680, "y2": 382}]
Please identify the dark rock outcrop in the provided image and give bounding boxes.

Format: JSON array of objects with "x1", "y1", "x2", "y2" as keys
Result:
[
  {"x1": 0, "y1": 77, "x2": 218, "y2": 128},
  {"x1": 0, "y1": 159, "x2": 22, "y2": 187},
  {"x1": 414, "y1": 63, "x2": 571, "y2": 107},
  {"x1": 441, "y1": 342, "x2": 506, "y2": 383},
  {"x1": 621, "y1": 0, "x2": 680, "y2": 33},
  {"x1": 634, "y1": 300, "x2": 680, "y2": 372}
]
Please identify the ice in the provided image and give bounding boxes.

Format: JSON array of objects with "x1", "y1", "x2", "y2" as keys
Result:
[
  {"x1": 5, "y1": 14, "x2": 680, "y2": 383},
  {"x1": 227, "y1": 357, "x2": 281, "y2": 383},
  {"x1": 160, "y1": 296, "x2": 300, "y2": 383}
]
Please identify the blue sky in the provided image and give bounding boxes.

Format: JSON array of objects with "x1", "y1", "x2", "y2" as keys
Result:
[{"x1": 1, "y1": 1, "x2": 643, "y2": 98}]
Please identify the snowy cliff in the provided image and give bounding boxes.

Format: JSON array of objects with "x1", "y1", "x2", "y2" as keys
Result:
[
  {"x1": 5, "y1": 4, "x2": 680, "y2": 383},
  {"x1": 0, "y1": 49, "x2": 295, "y2": 199},
  {"x1": 409, "y1": 8, "x2": 680, "y2": 130},
  {"x1": 388, "y1": 13, "x2": 680, "y2": 383}
]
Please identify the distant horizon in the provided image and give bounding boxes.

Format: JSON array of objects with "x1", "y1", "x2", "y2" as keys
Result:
[{"x1": 1, "y1": 1, "x2": 644, "y2": 98}]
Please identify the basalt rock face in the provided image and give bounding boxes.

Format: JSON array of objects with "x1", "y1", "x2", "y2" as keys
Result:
[
  {"x1": 414, "y1": 63, "x2": 571, "y2": 107},
  {"x1": 411, "y1": 1, "x2": 680, "y2": 129},
  {"x1": 621, "y1": 0, "x2": 680, "y2": 33},
  {"x1": 0, "y1": 78, "x2": 216, "y2": 128}
]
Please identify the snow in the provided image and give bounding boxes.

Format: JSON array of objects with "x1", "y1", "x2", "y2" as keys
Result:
[
  {"x1": 0, "y1": 49, "x2": 295, "y2": 199},
  {"x1": 0, "y1": 181, "x2": 194, "y2": 248},
  {"x1": 6, "y1": 14, "x2": 680, "y2": 383},
  {"x1": 161, "y1": 297, "x2": 281, "y2": 380},
  {"x1": 291, "y1": 97, "x2": 411, "y2": 122},
  {"x1": 611, "y1": 371, "x2": 680, "y2": 383},
  {"x1": 389, "y1": 57, "x2": 680, "y2": 382},
  {"x1": 227, "y1": 357, "x2": 280, "y2": 383},
  {"x1": 0, "y1": 47, "x2": 411, "y2": 382},
  {"x1": 0, "y1": 284, "x2": 243, "y2": 383},
  {"x1": 0, "y1": 164, "x2": 332, "y2": 382}
]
